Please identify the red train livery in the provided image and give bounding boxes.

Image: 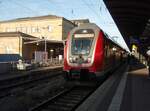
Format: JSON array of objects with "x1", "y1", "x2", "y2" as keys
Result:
[{"x1": 63, "y1": 23, "x2": 126, "y2": 80}]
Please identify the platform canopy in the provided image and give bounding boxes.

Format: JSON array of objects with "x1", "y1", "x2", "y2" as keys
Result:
[{"x1": 104, "y1": 0, "x2": 150, "y2": 51}]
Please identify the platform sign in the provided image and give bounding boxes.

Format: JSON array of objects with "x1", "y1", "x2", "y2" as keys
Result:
[
  {"x1": 132, "y1": 44, "x2": 137, "y2": 49},
  {"x1": 132, "y1": 44, "x2": 137, "y2": 52},
  {"x1": 147, "y1": 50, "x2": 150, "y2": 56}
]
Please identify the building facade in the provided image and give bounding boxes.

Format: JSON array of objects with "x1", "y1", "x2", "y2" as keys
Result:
[
  {"x1": 0, "y1": 32, "x2": 64, "y2": 62},
  {"x1": 0, "y1": 32, "x2": 38, "y2": 62},
  {"x1": 0, "y1": 15, "x2": 75, "y2": 62},
  {"x1": 0, "y1": 15, "x2": 75, "y2": 41}
]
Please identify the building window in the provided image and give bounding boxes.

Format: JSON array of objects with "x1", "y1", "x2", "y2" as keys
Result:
[
  {"x1": 27, "y1": 27, "x2": 31, "y2": 34},
  {"x1": 31, "y1": 27, "x2": 36, "y2": 33},
  {"x1": 48, "y1": 25, "x2": 52, "y2": 32},
  {"x1": 31, "y1": 27, "x2": 40, "y2": 33},
  {"x1": 16, "y1": 27, "x2": 21, "y2": 32},
  {"x1": 22, "y1": 27, "x2": 27, "y2": 33},
  {"x1": 37, "y1": 27, "x2": 40, "y2": 33},
  {"x1": 5, "y1": 28, "x2": 15, "y2": 32},
  {"x1": 5, "y1": 28, "x2": 9, "y2": 32}
]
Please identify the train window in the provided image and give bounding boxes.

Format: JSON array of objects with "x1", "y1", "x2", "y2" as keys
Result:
[
  {"x1": 71, "y1": 29, "x2": 94, "y2": 55},
  {"x1": 71, "y1": 38, "x2": 93, "y2": 55}
]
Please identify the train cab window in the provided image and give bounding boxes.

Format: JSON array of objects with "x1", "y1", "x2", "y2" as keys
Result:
[
  {"x1": 72, "y1": 38, "x2": 93, "y2": 55},
  {"x1": 71, "y1": 29, "x2": 94, "y2": 55}
]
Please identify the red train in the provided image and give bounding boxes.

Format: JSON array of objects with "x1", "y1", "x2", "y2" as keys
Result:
[{"x1": 63, "y1": 23, "x2": 126, "y2": 80}]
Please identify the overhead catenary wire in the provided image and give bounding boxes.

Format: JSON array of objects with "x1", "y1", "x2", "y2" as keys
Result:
[
  {"x1": 82, "y1": 0, "x2": 102, "y2": 20},
  {"x1": 8, "y1": 0, "x2": 114, "y2": 26},
  {"x1": 82, "y1": 0, "x2": 113, "y2": 26},
  {"x1": 46, "y1": 0, "x2": 70, "y2": 16},
  {"x1": 9, "y1": 0, "x2": 41, "y2": 16},
  {"x1": 98, "y1": 0, "x2": 115, "y2": 25},
  {"x1": 46, "y1": 0, "x2": 103, "y2": 19}
]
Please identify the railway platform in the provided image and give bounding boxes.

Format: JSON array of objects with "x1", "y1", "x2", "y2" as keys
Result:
[
  {"x1": 119, "y1": 63, "x2": 149, "y2": 111},
  {"x1": 0, "y1": 65, "x2": 63, "y2": 81},
  {"x1": 76, "y1": 59, "x2": 150, "y2": 111}
]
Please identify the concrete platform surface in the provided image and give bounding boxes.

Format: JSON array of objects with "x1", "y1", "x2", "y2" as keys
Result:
[
  {"x1": 120, "y1": 64, "x2": 150, "y2": 111},
  {"x1": 109, "y1": 59, "x2": 150, "y2": 111}
]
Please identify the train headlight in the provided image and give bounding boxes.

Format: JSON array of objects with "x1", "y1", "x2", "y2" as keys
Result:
[
  {"x1": 69, "y1": 57, "x2": 73, "y2": 63},
  {"x1": 69, "y1": 57, "x2": 77, "y2": 63},
  {"x1": 73, "y1": 57, "x2": 77, "y2": 62},
  {"x1": 83, "y1": 57, "x2": 91, "y2": 63},
  {"x1": 83, "y1": 57, "x2": 88, "y2": 63},
  {"x1": 87, "y1": 58, "x2": 91, "y2": 63}
]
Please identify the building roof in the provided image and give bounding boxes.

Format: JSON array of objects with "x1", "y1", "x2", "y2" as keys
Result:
[
  {"x1": 0, "y1": 14, "x2": 76, "y2": 27},
  {"x1": 71, "y1": 19, "x2": 90, "y2": 25},
  {"x1": 0, "y1": 15, "x2": 62, "y2": 23},
  {"x1": 71, "y1": 19, "x2": 90, "y2": 22},
  {"x1": 24, "y1": 39, "x2": 63, "y2": 45}
]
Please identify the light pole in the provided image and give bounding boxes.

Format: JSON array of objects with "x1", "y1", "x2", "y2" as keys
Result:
[
  {"x1": 50, "y1": 49, "x2": 54, "y2": 62},
  {"x1": 44, "y1": 37, "x2": 47, "y2": 63},
  {"x1": 41, "y1": 26, "x2": 48, "y2": 63},
  {"x1": 42, "y1": 36, "x2": 47, "y2": 63},
  {"x1": 44, "y1": 37, "x2": 47, "y2": 53}
]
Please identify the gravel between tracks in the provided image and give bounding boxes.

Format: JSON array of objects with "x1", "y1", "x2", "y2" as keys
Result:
[{"x1": 0, "y1": 75, "x2": 66, "y2": 111}]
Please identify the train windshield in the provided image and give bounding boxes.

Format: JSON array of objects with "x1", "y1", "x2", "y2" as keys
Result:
[
  {"x1": 71, "y1": 29, "x2": 94, "y2": 55},
  {"x1": 71, "y1": 38, "x2": 93, "y2": 55},
  {"x1": 71, "y1": 29, "x2": 95, "y2": 55}
]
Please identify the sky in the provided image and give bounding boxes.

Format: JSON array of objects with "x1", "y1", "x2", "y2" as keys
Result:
[{"x1": 0, "y1": 0, "x2": 129, "y2": 51}]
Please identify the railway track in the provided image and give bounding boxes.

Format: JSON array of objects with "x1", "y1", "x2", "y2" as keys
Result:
[
  {"x1": 0, "y1": 71, "x2": 62, "y2": 98},
  {"x1": 30, "y1": 85, "x2": 96, "y2": 111}
]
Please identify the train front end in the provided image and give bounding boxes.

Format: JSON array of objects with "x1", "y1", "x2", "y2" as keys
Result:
[{"x1": 64, "y1": 23, "x2": 104, "y2": 80}]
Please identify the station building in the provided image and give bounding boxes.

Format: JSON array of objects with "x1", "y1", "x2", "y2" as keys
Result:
[
  {"x1": 0, "y1": 32, "x2": 38, "y2": 62},
  {"x1": 0, "y1": 15, "x2": 76, "y2": 62},
  {"x1": 0, "y1": 15, "x2": 75, "y2": 41}
]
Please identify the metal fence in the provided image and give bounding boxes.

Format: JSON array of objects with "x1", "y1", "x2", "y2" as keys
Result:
[
  {"x1": 0, "y1": 58, "x2": 64, "y2": 73},
  {"x1": 31, "y1": 58, "x2": 64, "y2": 67}
]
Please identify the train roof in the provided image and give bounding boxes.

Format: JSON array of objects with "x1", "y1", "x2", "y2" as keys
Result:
[
  {"x1": 75, "y1": 23, "x2": 100, "y2": 29},
  {"x1": 71, "y1": 23, "x2": 125, "y2": 50}
]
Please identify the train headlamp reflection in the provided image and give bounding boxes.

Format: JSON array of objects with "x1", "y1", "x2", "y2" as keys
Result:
[
  {"x1": 69, "y1": 57, "x2": 77, "y2": 63},
  {"x1": 69, "y1": 57, "x2": 91, "y2": 63},
  {"x1": 87, "y1": 58, "x2": 91, "y2": 63},
  {"x1": 112, "y1": 47, "x2": 117, "y2": 51},
  {"x1": 83, "y1": 57, "x2": 91, "y2": 63},
  {"x1": 69, "y1": 57, "x2": 73, "y2": 62}
]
